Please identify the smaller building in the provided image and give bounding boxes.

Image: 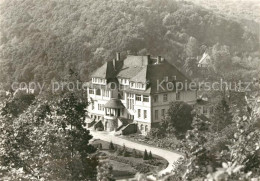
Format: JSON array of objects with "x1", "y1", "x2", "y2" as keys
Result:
[
  {"x1": 195, "y1": 98, "x2": 214, "y2": 118},
  {"x1": 198, "y1": 52, "x2": 211, "y2": 68}
]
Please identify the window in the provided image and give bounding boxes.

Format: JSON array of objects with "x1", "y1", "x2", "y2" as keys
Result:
[
  {"x1": 136, "y1": 83, "x2": 144, "y2": 89},
  {"x1": 161, "y1": 109, "x2": 165, "y2": 117},
  {"x1": 155, "y1": 110, "x2": 159, "y2": 120},
  {"x1": 163, "y1": 94, "x2": 168, "y2": 102},
  {"x1": 136, "y1": 94, "x2": 142, "y2": 101},
  {"x1": 96, "y1": 89, "x2": 101, "y2": 95},
  {"x1": 98, "y1": 104, "x2": 104, "y2": 111},
  {"x1": 143, "y1": 95, "x2": 149, "y2": 102},
  {"x1": 89, "y1": 89, "x2": 94, "y2": 95},
  {"x1": 176, "y1": 92, "x2": 180, "y2": 100},
  {"x1": 127, "y1": 94, "x2": 134, "y2": 110},
  {"x1": 140, "y1": 124, "x2": 144, "y2": 131},
  {"x1": 138, "y1": 109, "x2": 141, "y2": 118},
  {"x1": 103, "y1": 90, "x2": 109, "y2": 97},
  {"x1": 203, "y1": 106, "x2": 207, "y2": 114},
  {"x1": 153, "y1": 95, "x2": 158, "y2": 103},
  {"x1": 164, "y1": 76, "x2": 169, "y2": 82},
  {"x1": 145, "y1": 125, "x2": 148, "y2": 132},
  {"x1": 144, "y1": 110, "x2": 147, "y2": 119},
  {"x1": 128, "y1": 114, "x2": 134, "y2": 120}
]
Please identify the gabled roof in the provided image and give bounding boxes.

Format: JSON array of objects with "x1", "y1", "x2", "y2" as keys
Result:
[
  {"x1": 130, "y1": 66, "x2": 148, "y2": 83},
  {"x1": 91, "y1": 62, "x2": 109, "y2": 78},
  {"x1": 91, "y1": 60, "x2": 122, "y2": 79},
  {"x1": 104, "y1": 98, "x2": 125, "y2": 109},
  {"x1": 147, "y1": 61, "x2": 191, "y2": 93},
  {"x1": 198, "y1": 53, "x2": 211, "y2": 65}
]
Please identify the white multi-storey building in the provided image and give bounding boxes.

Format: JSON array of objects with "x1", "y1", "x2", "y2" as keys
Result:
[{"x1": 86, "y1": 53, "x2": 197, "y2": 135}]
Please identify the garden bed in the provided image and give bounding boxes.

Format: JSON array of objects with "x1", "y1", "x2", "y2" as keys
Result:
[{"x1": 91, "y1": 139, "x2": 168, "y2": 179}]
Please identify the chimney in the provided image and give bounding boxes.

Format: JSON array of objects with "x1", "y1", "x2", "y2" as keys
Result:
[
  {"x1": 113, "y1": 59, "x2": 116, "y2": 70},
  {"x1": 157, "y1": 56, "x2": 161, "y2": 64},
  {"x1": 147, "y1": 55, "x2": 151, "y2": 64},
  {"x1": 116, "y1": 52, "x2": 120, "y2": 61}
]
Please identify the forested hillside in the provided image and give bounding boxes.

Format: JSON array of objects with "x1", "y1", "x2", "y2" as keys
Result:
[
  {"x1": 0, "y1": 0, "x2": 259, "y2": 88},
  {"x1": 184, "y1": 0, "x2": 260, "y2": 35}
]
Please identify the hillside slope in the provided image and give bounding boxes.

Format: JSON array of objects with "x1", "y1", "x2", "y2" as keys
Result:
[{"x1": 0, "y1": 0, "x2": 259, "y2": 88}]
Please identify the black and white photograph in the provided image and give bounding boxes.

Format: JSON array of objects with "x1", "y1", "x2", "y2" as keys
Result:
[{"x1": 0, "y1": 0, "x2": 260, "y2": 180}]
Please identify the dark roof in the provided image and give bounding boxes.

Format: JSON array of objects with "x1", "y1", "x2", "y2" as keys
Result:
[
  {"x1": 196, "y1": 99, "x2": 213, "y2": 106},
  {"x1": 130, "y1": 66, "x2": 148, "y2": 83},
  {"x1": 117, "y1": 66, "x2": 143, "y2": 79},
  {"x1": 91, "y1": 55, "x2": 192, "y2": 94},
  {"x1": 91, "y1": 60, "x2": 123, "y2": 79},
  {"x1": 104, "y1": 99, "x2": 125, "y2": 109}
]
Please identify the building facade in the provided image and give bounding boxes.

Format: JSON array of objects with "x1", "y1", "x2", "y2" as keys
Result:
[{"x1": 86, "y1": 53, "x2": 197, "y2": 135}]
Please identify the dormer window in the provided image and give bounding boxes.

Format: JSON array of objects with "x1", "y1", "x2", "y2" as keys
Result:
[
  {"x1": 92, "y1": 77, "x2": 106, "y2": 85},
  {"x1": 164, "y1": 76, "x2": 169, "y2": 82},
  {"x1": 130, "y1": 82, "x2": 145, "y2": 90}
]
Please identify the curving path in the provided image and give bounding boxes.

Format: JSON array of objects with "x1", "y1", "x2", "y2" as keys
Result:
[{"x1": 90, "y1": 130, "x2": 183, "y2": 177}]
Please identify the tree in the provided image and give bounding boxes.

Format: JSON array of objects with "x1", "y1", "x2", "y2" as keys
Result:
[
  {"x1": 98, "y1": 143, "x2": 103, "y2": 150},
  {"x1": 123, "y1": 150, "x2": 128, "y2": 157},
  {"x1": 1, "y1": 93, "x2": 35, "y2": 117},
  {"x1": 55, "y1": 92, "x2": 97, "y2": 180},
  {"x1": 147, "y1": 127, "x2": 165, "y2": 139},
  {"x1": 183, "y1": 57, "x2": 198, "y2": 77},
  {"x1": 165, "y1": 101, "x2": 193, "y2": 136},
  {"x1": 0, "y1": 97, "x2": 98, "y2": 180},
  {"x1": 148, "y1": 151, "x2": 153, "y2": 160},
  {"x1": 122, "y1": 144, "x2": 126, "y2": 151},
  {"x1": 97, "y1": 162, "x2": 114, "y2": 181},
  {"x1": 143, "y1": 149, "x2": 149, "y2": 160},
  {"x1": 185, "y1": 37, "x2": 199, "y2": 58},
  {"x1": 109, "y1": 141, "x2": 115, "y2": 151},
  {"x1": 132, "y1": 149, "x2": 137, "y2": 158},
  {"x1": 212, "y1": 98, "x2": 233, "y2": 132}
]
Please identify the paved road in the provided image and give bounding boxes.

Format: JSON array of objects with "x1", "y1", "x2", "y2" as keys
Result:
[{"x1": 90, "y1": 130, "x2": 183, "y2": 177}]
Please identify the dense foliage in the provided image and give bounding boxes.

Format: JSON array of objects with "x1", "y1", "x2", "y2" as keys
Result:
[
  {"x1": 163, "y1": 101, "x2": 193, "y2": 136},
  {"x1": 167, "y1": 109, "x2": 260, "y2": 181},
  {"x1": 0, "y1": 0, "x2": 259, "y2": 89},
  {"x1": 0, "y1": 92, "x2": 98, "y2": 180}
]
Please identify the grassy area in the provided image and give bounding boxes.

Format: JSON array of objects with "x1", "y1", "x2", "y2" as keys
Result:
[{"x1": 91, "y1": 139, "x2": 168, "y2": 179}]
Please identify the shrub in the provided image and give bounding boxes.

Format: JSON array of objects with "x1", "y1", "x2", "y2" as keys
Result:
[
  {"x1": 109, "y1": 141, "x2": 115, "y2": 150},
  {"x1": 123, "y1": 150, "x2": 128, "y2": 157},
  {"x1": 148, "y1": 151, "x2": 153, "y2": 160},
  {"x1": 134, "y1": 164, "x2": 150, "y2": 173},
  {"x1": 132, "y1": 149, "x2": 137, "y2": 158},
  {"x1": 98, "y1": 143, "x2": 102, "y2": 150},
  {"x1": 115, "y1": 148, "x2": 122, "y2": 156},
  {"x1": 143, "y1": 149, "x2": 149, "y2": 160}
]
